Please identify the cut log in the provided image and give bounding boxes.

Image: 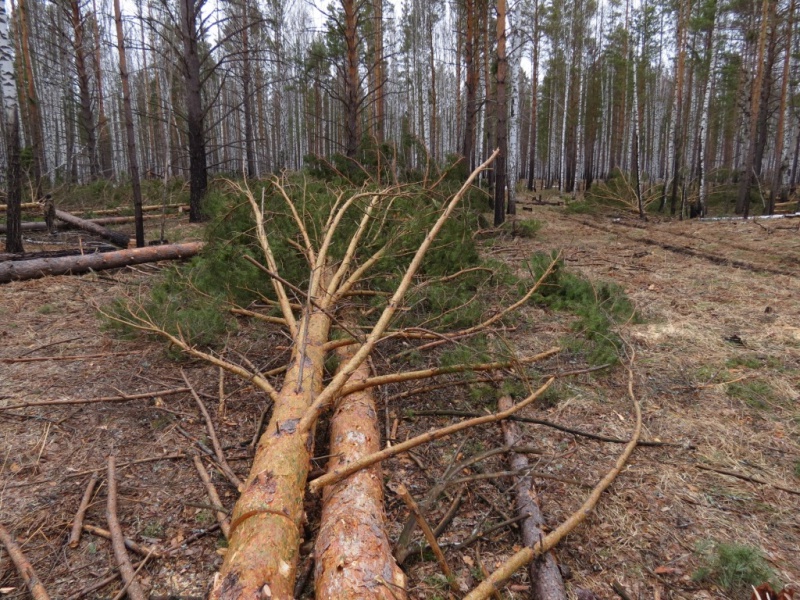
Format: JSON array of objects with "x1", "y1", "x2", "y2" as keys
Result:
[
  {"x1": 498, "y1": 396, "x2": 567, "y2": 600},
  {"x1": 0, "y1": 246, "x2": 117, "y2": 261},
  {"x1": 0, "y1": 241, "x2": 203, "y2": 283},
  {"x1": 0, "y1": 216, "x2": 164, "y2": 234},
  {"x1": 75, "y1": 203, "x2": 189, "y2": 217},
  {"x1": 314, "y1": 342, "x2": 407, "y2": 600},
  {"x1": 0, "y1": 201, "x2": 39, "y2": 212},
  {"x1": 55, "y1": 208, "x2": 130, "y2": 248}
]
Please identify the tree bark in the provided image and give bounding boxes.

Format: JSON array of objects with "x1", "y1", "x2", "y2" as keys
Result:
[
  {"x1": 113, "y1": 0, "x2": 144, "y2": 247},
  {"x1": 55, "y1": 208, "x2": 130, "y2": 248},
  {"x1": 0, "y1": 242, "x2": 203, "y2": 283},
  {"x1": 91, "y1": 0, "x2": 113, "y2": 178},
  {"x1": 769, "y1": 0, "x2": 794, "y2": 214},
  {"x1": 17, "y1": 0, "x2": 46, "y2": 194},
  {"x1": 498, "y1": 396, "x2": 566, "y2": 600},
  {"x1": 314, "y1": 342, "x2": 408, "y2": 599}
]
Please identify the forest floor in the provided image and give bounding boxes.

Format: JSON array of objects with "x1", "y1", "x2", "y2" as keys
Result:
[{"x1": 1, "y1": 197, "x2": 799, "y2": 599}]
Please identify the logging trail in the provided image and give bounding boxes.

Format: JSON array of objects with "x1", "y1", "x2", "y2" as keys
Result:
[{"x1": 1, "y1": 198, "x2": 799, "y2": 598}]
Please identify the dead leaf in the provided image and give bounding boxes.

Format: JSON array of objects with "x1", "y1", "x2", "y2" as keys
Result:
[
  {"x1": 654, "y1": 566, "x2": 680, "y2": 575},
  {"x1": 462, "y1": 555, "x2": 474, "y2": 567}
]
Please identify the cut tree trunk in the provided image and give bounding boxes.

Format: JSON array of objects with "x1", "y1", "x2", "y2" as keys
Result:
[
  {"x1": 55, "y1": 209, "x2": 130, "y2": 248},
  {"x1": 210, "y1": 309, "x2": 331, "y2": 600},
  {"x1": 0, "y1": 241, "x2": 203, "y2": 283},
  {"x1": 314, "y1": 342, "x2": 407, "y2": 600},
  {"x1": 498, "y1": 396, "x2": 566, "y2": 600}
]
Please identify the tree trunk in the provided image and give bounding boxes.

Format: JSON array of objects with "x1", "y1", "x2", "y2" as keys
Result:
[
  {"x1": 462, "y1": 0, "x2": 477, "y2": 173},
  {"x1": 0, "y1": 242, "x2": 203, "y2": 284},
  {"x1": 769, "y1": 0, "x2": 794, "y2": 214},
  {"x1": 493, "y1": 0, "x2": 507, "y2": 226},
  {"x1": 180, "y1": 0, "x2": 208, "y2": 222},
  {"x1": 527, "y1": 3, "x2": 540, "y2": 192},
  {"x1": 669, "y1": 0, "x2": 688, "y2": 215},
  {"x1": 736, "y1": 0, "x2": 771, "y2": 217},
  {"x1": 113, "y1": 0, "x2": 144, "y2": 248},
  {"x1": 314, "y1": 342, "x2": 408, "y2": 599},
  {"x1": 55, "y1": 209, "x2": 130, "y2": 248},
  {"x1": 0, "y1": 0, "x2": 22, "y2": 253},
  {"x1": 343, "y1": 0, "x2": 359, "y2": 159},
  {"x1": 91, "y1": 0, "x2": 113, "y2": 178},
  {"x1": 17, "y1": 0, "x2": 45, "y2": 193},
  {"x1": 69, "y1": 0, "x2": 99, "y2": 181}
]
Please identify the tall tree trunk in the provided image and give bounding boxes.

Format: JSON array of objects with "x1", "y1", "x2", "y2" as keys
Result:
[
  {"x1": 526, "y1": 1, "x2": 539, "y2": 191},
  {"x1": 180, "y1": 0, "x2": 208, "y2": 222},
  {"x1": 343, "y1": 0, "x2": 359, "y2": 158},
  {"x1": 768, "y1": 0, "x2": 794, "y2": 214},
  {"x1": 736, "y1": 0, "x2": 771, "y2": 217},
  {"x1": 669, "y1": 0, "x2": 688, "y2": 215},
  {"x1": 373, "y1": 0, "x2": 384, "y2": 145},
  {"x1": 92, "y1": 0, "x2": 113, "y2": 178},
  {"x1": 241, "y1": 0, "x2": 256, "y2": 178},
  {"x1": 17, "y1": 0, "x2": 45, "y2": 194},
  {"x1": 462, "y1": 0, "x2": 477, "y2": 173},
  {"x1": 69, "y1": 0, "x2": 99, "y2": 181},
  {"x1": 428, "y1": 15, "x2": 437, "y2": 163},
  {"x1": 113, "y1": 0, "x2": 143, "y2": 247},
  {"x1": 493, "y1": 0, "x2": 507, "y2": 226},
  {"x1": 0, "y1": 0, "x2": 22, "y2": 253}
]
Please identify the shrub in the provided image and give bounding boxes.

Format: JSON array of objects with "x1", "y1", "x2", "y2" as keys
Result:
[{"x1": 693, "y1": 541, "x2": 778, "y2": 595}]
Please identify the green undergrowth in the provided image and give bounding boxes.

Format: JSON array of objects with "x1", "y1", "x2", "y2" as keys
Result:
[
  {"x1": 106, "y1": 176, "x2": 638, "y2": 373},
  {"x1": 693, "y1": 541, "x2": 779, "y2": 596},
  {"x1": 527, "y1": 251, "x2": 638, "y2": 365}
]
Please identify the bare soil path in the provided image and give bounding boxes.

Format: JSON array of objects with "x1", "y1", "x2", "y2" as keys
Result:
[{"x1": 1, "y1": 205, "x2": 798, "y2": 599}]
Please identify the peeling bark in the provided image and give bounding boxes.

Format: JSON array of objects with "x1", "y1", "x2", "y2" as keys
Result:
[{"x1": 314, "y1": 342, "x2": 407, "y2": 600}]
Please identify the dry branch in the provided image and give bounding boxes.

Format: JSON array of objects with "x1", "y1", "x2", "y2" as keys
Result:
[
  {"x1": 0, "y1": 241, "x2": 203, "y2": 283},
  {"x1": 394, "y1": 483, "x2": 458, "y2": 593},
  {"x1": 69, "y1": 472, "x2": 99, "y2": 548},
  {"x1": 106, "y1": 456, "x2": 148, "y2": 600},
  {"x1": 193, "y1": 456, "x2": 231, "y2": 538},
  {"x1": 182, "y1": 370, "x2": 243, "y2": 489},
  {"x1": 0, "y1": 388, "x2": 190, "y2": 412},
  {"x1": 499, "y1": 395, "x2": 566, "y2": 600},
  {"x1": 82, "y1": 524, "x2": 160, "y2": 558},
  {"x1": 463, "y1": 357, "x2": 642, "y2": 600},
  {"x1": 309, "y1": 375, "x2": 556, "y2": 494},
  {"x1": 314, "y1": 341, "x2": 407, "y2": 599},
  {"x1": 694, "y1": 464, "x2": 800, "y2": 495},
  {"x1": 0, "y1": 522, "x2": 52, "y2": 600}
]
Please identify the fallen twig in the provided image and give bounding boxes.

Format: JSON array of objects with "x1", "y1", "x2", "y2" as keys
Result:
[
  {"x1": 106, "y1": 456, "x2": 148, "y2": 600},
  {"x1": 82, "y1": 524, "x2": 160, "y2": 557},
  {"x1": 464, "y1": 353, "x2": 642, "y2": 599},
  {"x1": 69, "y1": 472, "x2": 99, "y2": 548},
  {"x1": 410, "y1": 409, "x2": 679, "y2": 447},
  {"x1": 695, "y1": 464, "x2": 800, "y2": 496},
  {"x1": 0, "y1": 522, "x2": 52, "y2": 600},
  {"x1": 181, "y1": 370, "x2": 242, "y2": 490},
  {"x1": 0, "y1": 351, "x2": 139, "y2": 364},
  {"x1": 0, "y1": 388, "x2": 190, "y2": 412},
  {"x1": 394, "y1": 483, "x2": 459, "y2": 594},
  {"x1": 193, "y1": 456, "x2": 231, "y2": 538},
  {"x1": 309, "y1": 376, "x2": 556, "y2": 494}
]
